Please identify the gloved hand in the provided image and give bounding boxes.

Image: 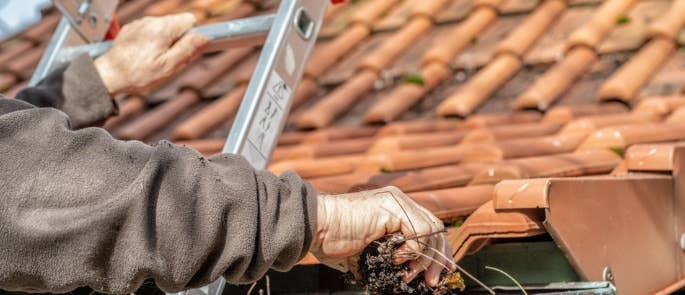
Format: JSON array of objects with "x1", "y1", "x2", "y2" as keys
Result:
[
  {"x1": 94, "y1": 13, "x2": 209, "y2": 95},
  {"x1": 311, "y1": 186, "x2": 455, "y2": 287}
]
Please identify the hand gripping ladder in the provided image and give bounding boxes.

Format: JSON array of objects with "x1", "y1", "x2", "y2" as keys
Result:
[{"x1": 33, "y1": 1, "x2": 344, "y2": 294}]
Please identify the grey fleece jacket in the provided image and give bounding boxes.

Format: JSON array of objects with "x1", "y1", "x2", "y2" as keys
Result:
[{"x1": 0, "y1": 55, "x2": 317, "y2": 294}]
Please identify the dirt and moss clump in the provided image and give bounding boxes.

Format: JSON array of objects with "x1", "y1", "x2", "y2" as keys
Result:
[{"x1": 348, "y1": 234, "x2": 465, "y2": 294}]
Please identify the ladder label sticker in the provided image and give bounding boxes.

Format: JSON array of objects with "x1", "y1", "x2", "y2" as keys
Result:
[{"x1": 246, "y1": 72, "x2": 292, "y2": 160}]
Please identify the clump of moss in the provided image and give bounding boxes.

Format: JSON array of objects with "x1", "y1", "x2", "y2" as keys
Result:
[
  {"x1": 616, "y1": 15, "x2": 631, "y2": 25},
  {"x1": 349, "y1": 234, "x2": 465, "y2": 295},
  {"x1": 609, "y1": 147, "x2": 625, "y2": 157},
  {"x1": 404, "y1": 74, "x2": 425, "y2": 86}
]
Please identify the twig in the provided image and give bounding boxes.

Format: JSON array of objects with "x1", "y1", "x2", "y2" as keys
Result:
[
  {"x1": 417, "y1": 242, "x2": 495, "y2": 295},
  {"x1": 397, "y1": 230, "x2": 448, "y2": 242},
  {"x1": 395, "y1": 250, "x2": 452, "y2": 272},
  {"x1": 246, "y1": 281, "x2": 258, "y2": 295},
  {"x1": 266, "y1": 275, "x2": 271, "y2": 295},
  {"x1": 454, "y1": 263, "x2": 495, "y2": 295},
  {"x1": 485, "y1": 266, "x2": 528, "y2": 295}
]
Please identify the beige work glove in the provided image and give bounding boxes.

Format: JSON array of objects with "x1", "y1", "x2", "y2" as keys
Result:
[
  {"x1": 311, "y1": 186, "x2": 456, "y2": 287},
  {"x1": 94, "y1": 13, "x2": 209, "y2": 95}
]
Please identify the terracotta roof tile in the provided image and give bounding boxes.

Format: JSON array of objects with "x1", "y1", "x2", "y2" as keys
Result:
[
  {"x1": 461, "y1": 121, "x2": 562, "y2": 143},
  {"x1": 366, "y1": 131, "x2": 467, "y2": 153},
  {"x1": 271, "y1": 137, "x2": 375, "y2": 162},
  {"x1": 496, "y1": 0, "x2": 568, "y2": 57},
  {"x1": 624, "y1": 143, "x2": 679, "y2": 172},
  {"x1": 296, "y1": 69, "x2": 379, "y2": 129},
  {"x1": 577, "y1": 122, "x2": 685, "y2": 151},
  {"x1": 666, "y1": 105, "x2": 685, "y2": 123},
  {"x1": 0, "y1": 40, "x2": 35, "y2": 66},
  {"x1": 558, "y1": 111, "x2": 661, "y2": 135},
  {"x1": 565, "y1": 0, "x2": 637, "y2": 50},
  {"x1": 597, "y1": 38, "x2": 677, "y2": 103},
  {"x1": 647, "y1": 0, "x2": 685, "y2": 40},
  {"x1": 513, "y1": 45, "x2": 598, "y2": 110},
  {"x1": 310, "y1": 162, "x2": 488, "y2": 194},
  {"x1": 493, "y1": 178, "x2": 551, "y2": 210},
  {"x1": 462, "y1": 110, "x2": 542, "y2": 127},
  {"x1": 410, "y1": 185, "x2": 496, "y2": 220},
  {"x1": 469, "y1": 150, "x2": 622, "y2": 184},
  {"x1": 449, "y1": 200, "x2": 546, "y2": 261},
  {"x1": 426, "y1": 6, "x2": 499, "y2": 66},
  {"x1": 364, "y1": 62, "x2": 451, "y2": 123},
  {"x1": 0, "y1": 73, "x2": 18, "y2": 93},
  {"x1": 115, "y1": 89, "x2": 202, "y2": 140},
  {"x1": 5, "y1": 45, "x2": 45, "y2": 79},
  {"x1": 633, "y1": 95, "x2": 685, "y2": 116},
  {"x1": 102, "y1": 96, "x2": 147, "y2": 131},
  {"x1": 438, "y1": 53, "x2": 523, "y2": 116},
  {"x1": 22, "y1": 13, "x2": 61, "y2": 42},
  {"x1": 461, "y1": 133, "x2": 588, "y2": 161},
  {"x1": 374, "y1": 0, "x2": 426, "y2": 31},
  {"x1": 271, "y1": 154, "x2": 365, "y2": 179},
  {"x1": 172, "y1": 84, "x2": 248, "y2": 140},
  {"x1": 542, "y1": 102, "x2": 629, "y2": 123}
]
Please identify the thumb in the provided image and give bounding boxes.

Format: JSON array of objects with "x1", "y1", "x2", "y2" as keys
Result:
[
  {"x1": 161, "y1": 13, "x2": 197, "y2": 43},
  {"x1": 159, "y1": 34, "x2": 209, "y2": 71}
]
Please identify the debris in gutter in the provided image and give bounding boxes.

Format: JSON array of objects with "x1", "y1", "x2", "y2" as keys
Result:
[{"x1": 348, "y1": 234, "x2": 466, "y2": 295}]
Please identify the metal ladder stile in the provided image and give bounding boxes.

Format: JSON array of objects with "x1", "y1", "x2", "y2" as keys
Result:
[
  {"x1": 34, "y1": 1, "x2": 335, "y2": 295},
  {"x1": 177, "y1": 1, "x2": 330, "y2": 294},
  {"x1": 223, "y1": 0, "x2": 329, "y2": 168}
]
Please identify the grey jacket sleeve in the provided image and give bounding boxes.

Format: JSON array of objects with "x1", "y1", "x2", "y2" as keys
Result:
[
  {"x1": 0, "y1": 55, "x2": 317, "y2": 294},
  {"x1": 15, "y1": 54, "x2": 118, "y2": 129}
]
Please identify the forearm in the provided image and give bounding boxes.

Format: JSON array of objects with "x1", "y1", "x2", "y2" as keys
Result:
[
  {"x1": 15, "y1": 54, "x2": 117, "y2": 128},
  {"x1": 0, "y1": 101, "x2": 316, "y2": 293}
]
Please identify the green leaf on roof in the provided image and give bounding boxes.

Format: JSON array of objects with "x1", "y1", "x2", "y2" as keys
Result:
[
  {"x1": 609, "y1": 147, "x2": 625, "y2": 157},
  {"x1": 453, "y1": 219, "x2": 464, "y2": 228},
  {"x1": 616, "y1": 15, "x2": 631, "y2": 25},
  {"x1": 380, "y1": 168, "x2": 394, "y2": 174},
  {"x1": 403, "y1": 74, "x2": 425, "y2": 86}
]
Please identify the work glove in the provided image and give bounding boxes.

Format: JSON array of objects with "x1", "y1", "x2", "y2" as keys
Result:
[
  {"x1": 94, "y1": 13, "x2": 209, "y2": 95},
  {"x1": 311, "y1": 186, "x2": 456, "y2": 287}
]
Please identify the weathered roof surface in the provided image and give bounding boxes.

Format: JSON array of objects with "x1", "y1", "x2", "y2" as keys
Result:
[{"x1": 5, "y1": 0, "x2": 685, "y2": 292}]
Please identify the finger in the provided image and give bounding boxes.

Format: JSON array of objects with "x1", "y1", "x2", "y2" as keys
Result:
[
  {"x1": 392, "y1": 243, "x2": 415, "y2": 265},
  {"x1": 406, "y1": 209, "x2": 444, "y2": 282},
  {"x1": 424, "y1": 235, "x2": 449, "y2": 287},
  {"x1": 443, "y1": 238, "x2": 457, "y2": 272},
  {"x1": 398, "y1": 222, "x2": 426, "y2": 264},
  {"x1": 403, "y1": 249, "x2": 435, "y2": 283},
  {"x1": 161, "y1": 13, "x2": 197, "y2": 42},
  {"x1": 403, "y1": 231, "x2": 438, "y2": 283},
  {"x1": 160, "y1": 34, "x2": 209, "y2": 71}
]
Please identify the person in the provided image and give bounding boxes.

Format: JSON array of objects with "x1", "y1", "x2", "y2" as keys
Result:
[{"x1": 0, "y1": 13, "x2": 453, "y2": 294}]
